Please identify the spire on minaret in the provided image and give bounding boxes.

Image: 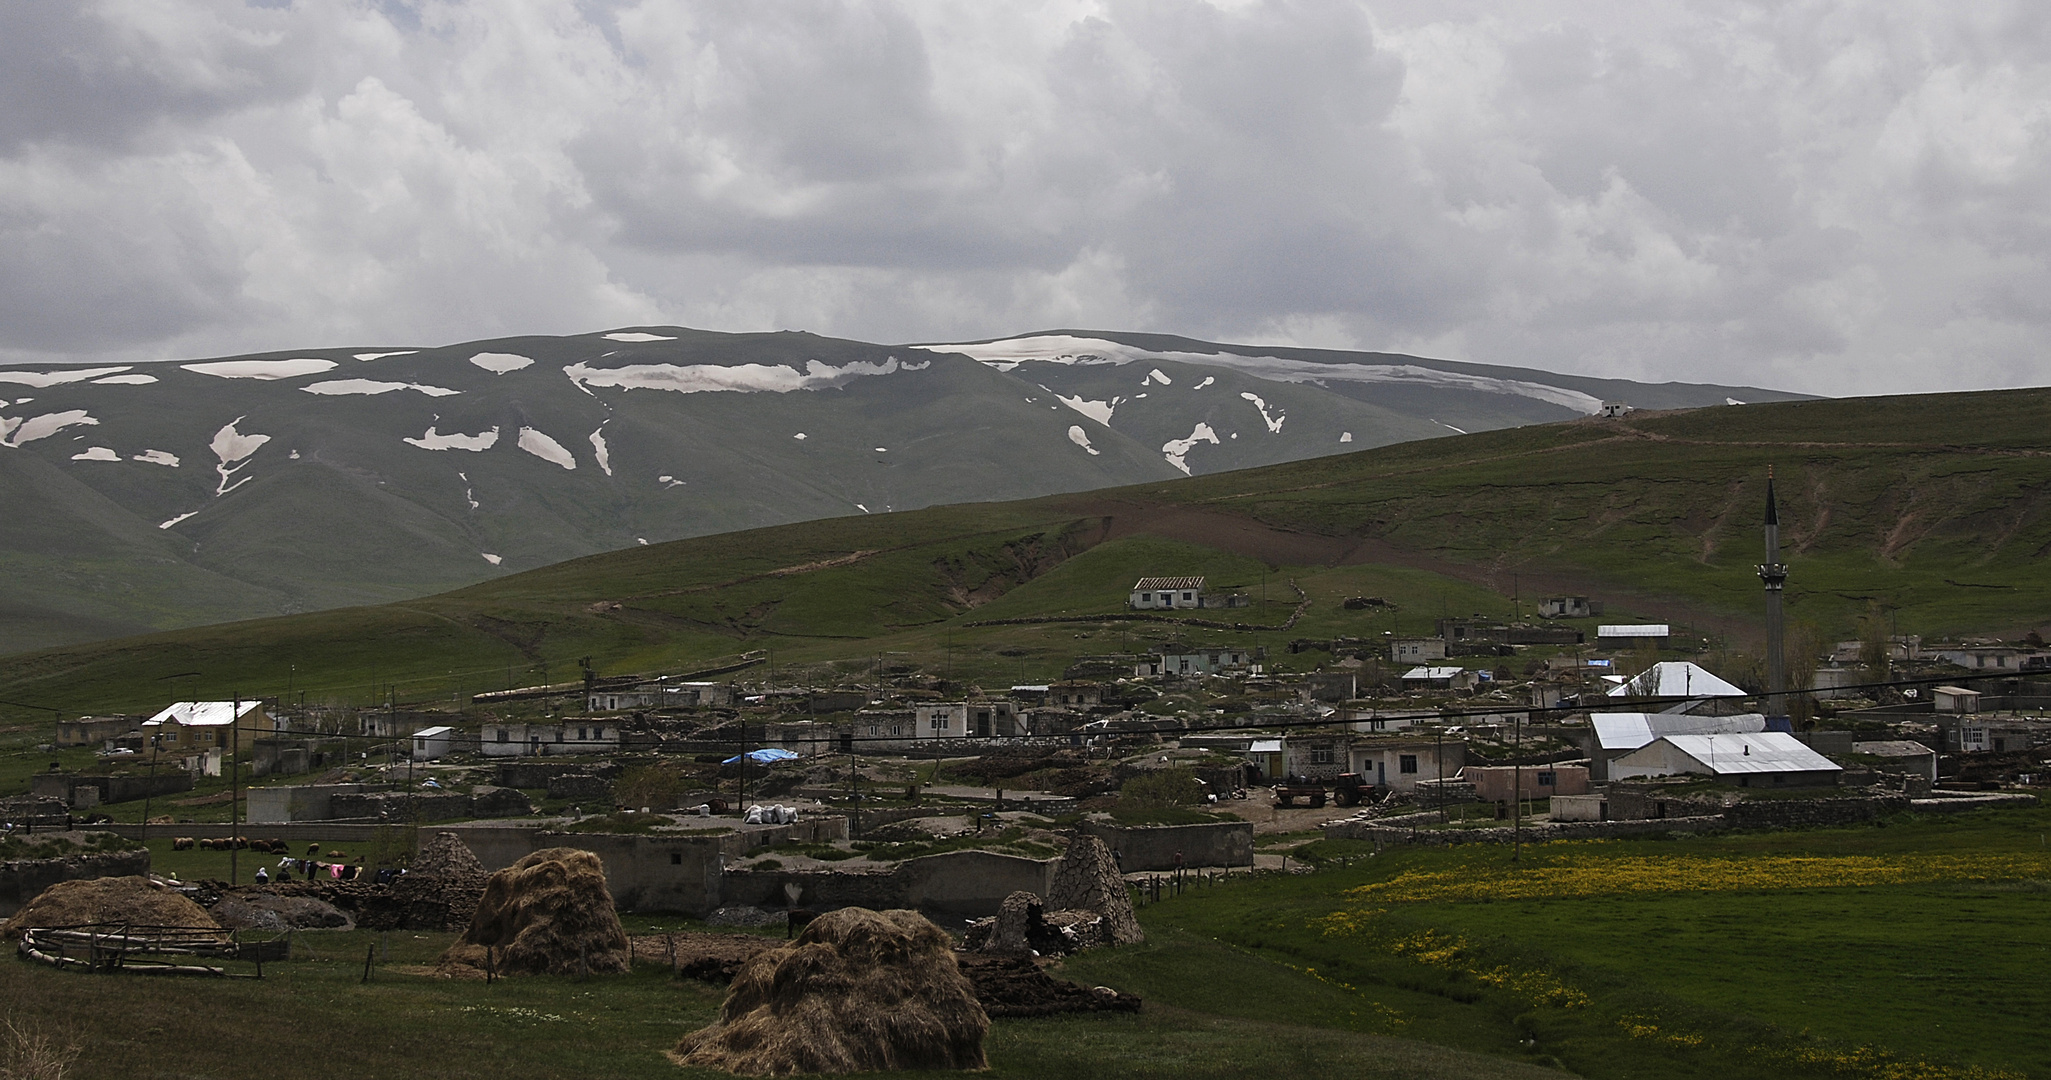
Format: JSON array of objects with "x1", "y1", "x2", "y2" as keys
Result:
[{"x1": 1758, "y1": 466, "x2": 1789, "y2": 723}]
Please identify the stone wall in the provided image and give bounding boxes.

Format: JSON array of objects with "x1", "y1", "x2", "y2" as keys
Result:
[
  {"x1": 719, "y1": 849, "x2": 1056, "y2": 920},
  {"x1": 1722, "y1": 794, "x2": 1911, "y2": 829},
  {"x1": 1078, "y1": 820, "x2": 1255, "y2": 871},
  {"x1": 1322, "y1": 814, "x2": 1729, "y2": 846},
  {"x1": 0, "y1": 845, "x2": 152, "y2": 917}
]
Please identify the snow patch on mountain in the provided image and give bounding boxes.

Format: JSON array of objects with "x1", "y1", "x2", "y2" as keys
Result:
[
  {"x1": 563, "y1": 356, "x2": 928, "y2": 395},
  {"x1": 184, "y1": 358, "x2": 337, "y2": 380},
  {"x1": 159, "y1": 511, "x2": 198, "y2": 530},
  {"x1": 1240, "y1": 392, "x2": 1286, "y2": 434},
  {"x1": 1339, "y1": 432, "x2": 1353, "y2": 443},
  {"x1": 405, "y1": 425, "x2": 499, "y2": 452},
  {"x1": 354, "y1": 351, "x2": 418, "y2": 362},
  {"x1": 93, "y1": 374, "x2": 159, "y2": 385},
  {"x1": 1067, "y1": 425, "x2": 1100, "y2": 456},
  {"x1": 603, "y1": 332, "x2": 677, "y2": 342},
  {"x1": 3, "y1": 409, "x2": 100, "y2": 447},
  {"x1": 590, "y1": 424, "x2": 612, "y2": 476},
  {"x1": 0, "y1": 366, "x2": 132, "y2": 387},
  {"x1": 135, "y1": 449, "x2": 180, "y2": 466},
  {"x1": 481, "y1": 553, "x2": 503, "y2": 565},
  {"x1": 1145, "y1": 368, "x2": 1173, "y2": 386},
  {"x1": 302, "y1": 379, "x2": 462, "y2": 397},
  {"x1": 470, "y1": 352, "x2": 535, "y2": 374},
  {"x1": 518, "y1": 427, "x2": 576, "y2": 470},
  {"x1": 210, "y1": 417, "x2": 269, "y2": 495},
  {"x1": 919, "y1": 335, "x2": 1605, "y2": 415},
  {"x1": 1055, "y1": 393, "x2": 1119, "y2": 426},
  {"x1": 1194, "y1": 376, "x2": 1215, "y2": 390},
  {"x1": 71, "y1": 446, "x2": 120, "y2": 461},
  {"x1": 1161, "y1": 422, "x2": 1221, "y2": 475}
]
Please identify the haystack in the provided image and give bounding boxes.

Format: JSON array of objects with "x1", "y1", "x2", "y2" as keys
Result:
[
  {"x1": 2, "y1": 876, "x2": 218, "y2": 940},
  {"x1": 435, "y1": 847, "x2": 629, "y2": 977},
  {"x1": 670, "y1": 907, "x2": 988, "y2": 1075},
  {"x1": 1046, "y1": 835, "x2": 1143, "y2": 945}
]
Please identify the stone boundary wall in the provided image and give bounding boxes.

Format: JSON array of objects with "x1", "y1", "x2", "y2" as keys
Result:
[
  {"x1": 1079, "y1": 820, "x2": 1255, "y2": 870},
  {"x1": 719, "y1": 849, "x2": 1056, "y2": 920},
  {"x1": 1325, "y1": 790, "x2": 2038, "y2": 846},
  {"x1": 1323, "y1": 815, "x2": 1728, "y2": 846},
  {"x1": 0, "y1": 849, "x2": 153, "y2": 917}
]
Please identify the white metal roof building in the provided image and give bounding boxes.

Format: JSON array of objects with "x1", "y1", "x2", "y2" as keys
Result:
[
  {"x1": 1591, "y1": 712, "x2": 1768, "y2": 752},
  {"x1": 1598, "y1": 624, "x2": 1671, "y2": 639},
  {"x1": 143, "y1": 700, "x2": 264, "y2": 728},
  {"x1": 1606, "y1": 662, "x2": 1745, "y2": 701},
  {"x1": 1611, "y1": 731, "x2": 1842, "y2": 786}
]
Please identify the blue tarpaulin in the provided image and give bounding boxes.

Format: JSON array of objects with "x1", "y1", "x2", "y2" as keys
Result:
[{"x1": 723, "y1": 748, "x2": 800, "y2": 765}]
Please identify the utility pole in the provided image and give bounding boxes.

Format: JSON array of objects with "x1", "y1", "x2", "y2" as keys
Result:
[
  {"x1": 1758, "y1": 467, "x2": 1789, "y2": 725},
  {"x1": 1512, "y1": 711, "x2": 1522, "y2": 863},
  {"x1": 230, "y1": 692, "x2": 241, "y2": 886}
]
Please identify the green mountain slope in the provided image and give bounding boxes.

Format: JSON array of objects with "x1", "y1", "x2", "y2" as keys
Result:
[
  {"x1": 0, "y1": 326, "x2": 1801, "y2": 653},
  {"x1": 3, "y1": 388, "x2": 2043, "y2": 723}
]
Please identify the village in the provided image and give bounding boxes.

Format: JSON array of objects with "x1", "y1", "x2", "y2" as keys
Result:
[{"x1": 7, "y1": 568, "x2": 2047, "y2": 921}]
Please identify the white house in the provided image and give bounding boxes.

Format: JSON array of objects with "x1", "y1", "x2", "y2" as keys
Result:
[
  {"x1": 480, "y1": 721, "x2": 620, "y2": 757},
  {"x1": 410, "y1": 725, "x2": 454, "y2": 760},
  {"x1": 1586, "y1": 712, "x2": 1767, "y2": 780},
  {"x1": 1610, "y1": 731, "x2": 1841, "y2": 787},
  {"x1": 140, "y1": 701, "x2": 278, "y2": 753},
  {"x1": 1852, "y1": 740, "x2": 1938, "y2": 783},
  {"x1": 587, "y1": 690, "x2": 657, "y2": 712},
  {"x1": 1140, "y1": 649, "x2": 1252, "y2": 677},
  {"x1": 1348, "y1": 738, "x2": 1467, "y2": 793},
  {"x1": 1538, "y1": 596, "x2": 1601, "y2": 618},
  {"x1": 1401, "y1": 666, "x2": 1478, "y2": 691},
  {"x1": 1933, "y1": 685, "x2": 1981, "y2": 713},
  {"x1": 912, "y1": 701, "x2": 1021, "y2": 739},
  {"x1": 1130, "y1": 576, "x2": 1207, "y2": 609},
  {"x1": 1390, "y1": 638, "x2": 1447, "y2": 663}
]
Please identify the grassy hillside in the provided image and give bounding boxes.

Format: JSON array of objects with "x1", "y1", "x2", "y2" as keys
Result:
[{"x1": 3, "y1": 388, "x2": 2047, "y2": 724}]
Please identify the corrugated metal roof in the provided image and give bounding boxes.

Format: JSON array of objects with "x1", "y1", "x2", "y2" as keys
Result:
[
  {"x1": 412, "y1": 726, "x2": 455, "y2": 738},
  {"x1": 1593, "y1": 712, "x2": 1767, "y2": 751},
  {"x1": 1403, "y1": 666, "x2": 1467, "y2": 680},
  {"x1": 1598, "y1": 624, "x2": 1671, "y2": 637},
  {"x1": 142, "y1": 700, "x2": 261, "y2": 728},
  {"x1": 1132, "y1": 577, "x2": 1205, "y2": 591},
  {"x1": 1606, "y1": 661, "x2": 1745, "y2": 699},
  {"x1": 1653, "y1": 732, "x2": 1842, "y2": 774},
  {"x1": 1248, "y1": 740, "x2": 1284, "y2": 753}
]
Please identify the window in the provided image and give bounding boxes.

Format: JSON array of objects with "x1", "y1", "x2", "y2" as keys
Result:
[
  {"x1": 670, "y1": 852, "x2": 683, "y2": 865},
  {"x1": 1311, "y1": 748, "x2": 1334, "y2": 765},
  {"x1": 554, "y1": 731, "x2": 564, "y2": 743},
  {"x1": 1399, "y1": 755, "x2": 1418, "y2": 774},
  {"x1": 578, "y1": 727, "x2": 588, "y2": 741},
  {"x1": 496, "y1": 730, "x2": 508, "y2": 743},
  {"x1": 1538, "y1": 771, "x2": 1556, "y2": 787},
  {"x1": 932, "y1": 714, "x2": 951, "y2": 730}
]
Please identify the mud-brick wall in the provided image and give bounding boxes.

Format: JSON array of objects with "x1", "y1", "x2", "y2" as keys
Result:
[
  {"x1": 0, "y1": 849, "x2": 152, "y2": 917},
  {"x1": 1080, "y1": 820, "x2": 1254, "y2": 871},
  {"x1": 720, "y1": 850, "x2": 1056, "y2": 920}
]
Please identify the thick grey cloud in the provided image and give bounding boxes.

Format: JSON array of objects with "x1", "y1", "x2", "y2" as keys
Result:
[{"x1": 1, "y1": 0, "x2": 2047, "y2": 396}]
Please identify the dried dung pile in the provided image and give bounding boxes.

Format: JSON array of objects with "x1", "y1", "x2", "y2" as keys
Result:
[
  {"x1": 965, "y1": 890, "x2": 1124, "y2": 956},
  {"x1": 954, "y1": 954, "x2": 1142, "y2": 1018},
  {"x1": 383, "y1": 832, "x2": 489, "y2": 931},
  {"x1": 1046, "y1": 836, "x2": 1143, "y2": 945},
  {"x1": 210, "y1": 892, "x2": 352, "y2": 931},
  {"x1": 2, "y1": 876, "x2": 218, "y2": 939},
  {"x1": 632, "y1": 932, "x2": 780, "y2": 982},
  {"x1": 670, "y1": 907, "x2": 988, "y2": 1075},
  {"x1": 435, "y1": 847, "x2": 630, "y2": 977}
]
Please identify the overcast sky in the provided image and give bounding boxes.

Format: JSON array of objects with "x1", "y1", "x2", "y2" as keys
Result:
[{"x1": 2, "y1": 1, "x2": 2046, "y2": 396}]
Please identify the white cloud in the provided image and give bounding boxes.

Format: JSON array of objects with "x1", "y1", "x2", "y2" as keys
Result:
[{"x1": 0, "y1": 2, "x2": 2046, "y2": 395}]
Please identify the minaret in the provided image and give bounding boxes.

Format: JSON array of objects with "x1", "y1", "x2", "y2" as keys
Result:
[{"x1": 1758, "y1": 467, "x2": 1788, "y2": 720}]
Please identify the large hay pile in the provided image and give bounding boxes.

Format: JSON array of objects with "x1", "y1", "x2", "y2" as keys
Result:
[
  {"x1": 671, "y1": 907, "x2": 989, "y2": 1075},
  {"x1": 1, "y1": 876, "x2": 218, "y2": 939},
  {"x1": 1046, "y1": 835, "x2": 1143, "y2": 945},
  {"x1": 435, "y1": 847, "x2": 629, "y2": 977}
]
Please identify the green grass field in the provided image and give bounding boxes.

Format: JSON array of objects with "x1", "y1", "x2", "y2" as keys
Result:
[{"x1": 2, "y1": 806, "x2": 2044, "y2": 1079}]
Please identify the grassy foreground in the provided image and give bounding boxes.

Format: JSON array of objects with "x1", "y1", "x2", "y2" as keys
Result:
[{"x1": 3, "y1": 807, "x2": 2045, "y2": 1079}]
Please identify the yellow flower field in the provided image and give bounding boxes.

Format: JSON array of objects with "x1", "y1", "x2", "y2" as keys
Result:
[{"x1": 1342, "y1": 849, "x2": 2051, "y2": 905}]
